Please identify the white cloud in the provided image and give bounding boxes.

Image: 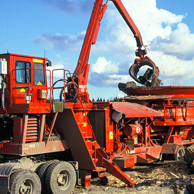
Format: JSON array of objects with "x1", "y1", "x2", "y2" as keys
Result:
[
  {"x1": 117, "y1": 92, "x2": 125, "y2": 98},
  {"x1": 104, "y1": 0, "x2": 184, "y2": 47},
  {"x1": 34, "y1": 32, "x2": 85, "y2": 51},
  {"x1": 92, "y1": 57, "x2": 119, "y2": 74},
  {"x1": 88, "y1": 0, "x2": 194, "y2": 87},
  {"x1": 36, "y1": 0, "x2": 194, "y2": 89},
  {"x1": 149, "y1": 51, "x2": 194, "y2": 85},
  {"x1": 151, "y1": 23, "x2": 194, "y2": 60},
  {"x1": 47, "y1": 62, "x2": 65, "y2": 78}
]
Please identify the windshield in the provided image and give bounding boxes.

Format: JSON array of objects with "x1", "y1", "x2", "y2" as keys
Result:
[
  {"x1": 34, "y1": 63, "x2": 45, "y2": 86},
  {"x1": 15, "y1": 61, "x2": 31, "y2": 84}
]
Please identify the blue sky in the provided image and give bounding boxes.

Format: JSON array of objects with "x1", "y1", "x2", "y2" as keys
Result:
[{"x1": 0, "y1": 0, "x2": 194, "y2": 100}]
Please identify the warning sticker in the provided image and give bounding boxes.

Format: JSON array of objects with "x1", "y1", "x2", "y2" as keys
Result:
[
  {"x1": 109, "y1": 131, "x2": 113, "y2": 140},
  {"x1": 33, "y1": 58, "x2": 43, "y2": 63},
  {"x1": 82, "y1": 122, "x2": 87, "y2": 127},
  {"x1": 17, "y1": 87, "x2": 25, "y2": 94},
  {"x1": 37, "y1": 82, "x2": 42, "y2": 86}
]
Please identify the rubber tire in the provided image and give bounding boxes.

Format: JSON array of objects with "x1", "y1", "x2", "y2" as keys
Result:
[
  {"x1": 185, "y1": 144, "x2": 194, "y2": 165},
  {"x1": 38, "y1": 161, "x2": 60, "y2": 194},
  {"x1": 174, "y1": 146, "x2": 185, "y2": 161},
  {"x1": 100, "y1": 176, "x2": 108, "y2": 186},
  {"x1": 186, "y1": 183, "x2": 194, "y2": 193},
  {"x1": 45, "y1": 162, "x2": 76, "y2": 194},
  {"x1": 10, "y1": 170, "x2": 41, "y2": 194}
]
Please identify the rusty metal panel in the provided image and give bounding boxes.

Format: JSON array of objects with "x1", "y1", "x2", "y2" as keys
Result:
[
  {"x1": 113, "y1": 157, "x2": 134, "y2": 169},
  {"x1": 53, "y1": 109, "x2": 96, "y2": 170},
  {"x1": 88, "y1": 111, "x2": 105, "y2": 149},
  {"x1": 123, "y1": 95, "x2": 171, "y2": 101},
  {"x1": 121, "y1": 86, "x2": 194, "y2": 99},
  {"x1": 111, "y1": 102, "x2": 163, "y2": 117},
  {"x1": 0, "y1": 140, "x2": 69, "y2": 156},
  {"x1": 169, "y1": 135, "x2": 182, "y2": 143},
  {"x1": 52, "y1": 102, "x2": 64, "y2": 113},
  {"x1": 161, "y1": 143, "x2": 178, "y2": 154}
]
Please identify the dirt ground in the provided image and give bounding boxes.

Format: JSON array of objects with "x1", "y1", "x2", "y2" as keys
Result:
[{"x1": 72, "y1": 161, "x2": 194, "y2": 194}]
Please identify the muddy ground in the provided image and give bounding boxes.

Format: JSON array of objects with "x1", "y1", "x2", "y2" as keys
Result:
[{"x1": 72, "y1": 161, "x2": 194, "y2": 194}]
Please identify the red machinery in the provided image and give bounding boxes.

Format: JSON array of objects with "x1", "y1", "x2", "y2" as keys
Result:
[{"x1": 0, "y1": 1, "x2": 193, "y2": 194}]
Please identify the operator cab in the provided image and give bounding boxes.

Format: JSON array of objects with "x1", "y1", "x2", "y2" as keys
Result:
[{"x1": 0, "y1": 53, "x2": 52, "y2": 114}]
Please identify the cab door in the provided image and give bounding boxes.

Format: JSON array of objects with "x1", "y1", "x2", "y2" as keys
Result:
[
  {"x1": 12, "y1": 57, "x2": 32, "y2": 105},
  {"x1": 33, "y1": 60, "x2": 47, "y2": 104}
]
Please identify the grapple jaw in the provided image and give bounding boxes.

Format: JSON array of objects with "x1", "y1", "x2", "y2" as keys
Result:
[{"x1": 129, "y1": 56, "x2": 160, "y2": 86}]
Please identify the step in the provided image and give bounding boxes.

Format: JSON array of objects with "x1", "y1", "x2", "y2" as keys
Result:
[
  {"x1": 95, "y1": 167, "x2": 106, "y2": 173},
  {"x1": 96, "y1": 167, "x2": 106, "y2": 178},
  {"x1": 27, "y1": 129, "x2": 38, "y2": 132},
  {"x1": 27, "y1": 127, "x2": 38, "y2": 130},
  {"x1": 26, "y1": 136, "x2": 37, "y2": 140},
  {"x1": 26, "y1": 133, "x2": 38, "y2": 136},
  {"x1": 27, "y1": 124, "x2": 38, "y2": 127},
  {"x1": 137, "y1": 155, "x2": 157, "y2": 164},
  {"x1": 28, "y1": 118, "x2": 37, "y2": 120}
]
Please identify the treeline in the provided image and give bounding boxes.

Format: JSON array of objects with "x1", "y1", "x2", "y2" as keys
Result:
[
  {"x1": 92, "y1": 98, "x2": 106, "y2": 102},
  {"x1": 92, "y1": 97, "x2": 122, "y2": 102}
]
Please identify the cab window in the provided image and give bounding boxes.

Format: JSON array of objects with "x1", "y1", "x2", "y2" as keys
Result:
[
  {"x1": 15, "y1": 61, "x2": 31, "y2": 84},
  {"x1": 34, "y1": 63, "x2": 45, "y2": 86}
]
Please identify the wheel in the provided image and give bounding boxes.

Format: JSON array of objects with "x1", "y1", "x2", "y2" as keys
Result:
[
  {"x1": 174, "y1": 146, "x2": 185, "y2": 161},
  {"x1": 10, "y1": 169, "x2": 41, "y2": 194},
  {"x1": 186, "y1": 183, "x2": 194, "y2": 193},
  {"x1": 45, "y1": 162, "x2": 76, "y2": 194},
  {"x1": 185, "y1": 144, "x2": 194, "y2": 165},
  {"x1": 100, "y1": 176, "x2": 108, "y2": 185},
  {"x1": 38, "y1": 161, "x2": 60, "y2": 194}
]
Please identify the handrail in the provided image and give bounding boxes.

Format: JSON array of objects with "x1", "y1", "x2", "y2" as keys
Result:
[{"x1": 51, "y1": 69, "x2": 97, "y2": 163}]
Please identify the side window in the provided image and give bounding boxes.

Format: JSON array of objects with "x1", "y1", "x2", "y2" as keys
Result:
[
  {"x1": 34, "y1": 63, "x2": 45, "y2": 86},
  {"x1": 15, "y1": 61, "x2": 31, "y2": 84}
]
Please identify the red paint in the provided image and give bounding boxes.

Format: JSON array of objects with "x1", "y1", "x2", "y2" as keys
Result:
[{"x1": 1, "y1": 0, "x2": 194, "y2": 191}]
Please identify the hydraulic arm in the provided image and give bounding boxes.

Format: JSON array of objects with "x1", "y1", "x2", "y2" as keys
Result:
[
  {"x1": 111, "y1": 0, "x2": 159, "y2": 86},
  {"x1": 73, "y1": 0, "x2": 107, "y2": 102},
  {"x1": 72, "y1": 0, "x2": 160, "y2": 103}
]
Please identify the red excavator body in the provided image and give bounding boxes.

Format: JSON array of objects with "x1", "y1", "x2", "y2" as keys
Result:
[
  {"x1": 0, "y1": 53, "x2": 51, "y2": 114},
  {"x1": 0, "y1": 1, "x2": 193, "y2": 194}
]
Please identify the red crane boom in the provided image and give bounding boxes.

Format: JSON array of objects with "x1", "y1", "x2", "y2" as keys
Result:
[{"x1": 73, "y1": 0, "x2": 160, "y2": 96}]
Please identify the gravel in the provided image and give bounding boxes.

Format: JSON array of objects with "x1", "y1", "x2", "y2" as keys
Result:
[{"x1": 72, "y1": 161, "x2": 194, "y2": 194}]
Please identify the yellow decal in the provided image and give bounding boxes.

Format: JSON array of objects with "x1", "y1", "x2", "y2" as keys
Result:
[
  {"x1": 17, "y1": 87, "x2": 25, "y2": 93},
  {"x1": 82, "y1": 122, "x2": 87, "y2": 127},
  {"x1": 109, "y1": 131, "x2": 113, "y2": 139},
  {"x1": 180, "y1": 132, "x2": 184, "y2": 137},
  {"x1": 37, "y1": 82, "x2": 42, "y2": 86},
  {"x1": 19, "y1": 88, "x2": 25, "y2": 93},
  {"x1": 33, "y1": 58, "x2": 43, "y2": 63}
]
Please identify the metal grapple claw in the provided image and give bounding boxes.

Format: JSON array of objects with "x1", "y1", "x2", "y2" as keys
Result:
[{"x1": 129, "y1": 56, "x2": 160, "y2": 86}]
